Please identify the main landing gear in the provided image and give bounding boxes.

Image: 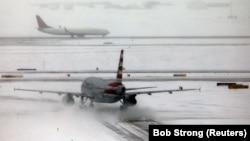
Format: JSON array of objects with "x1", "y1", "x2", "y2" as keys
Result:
[
  {"x1": 79, "y1": 97, "x2": 94, "y2": 109},
  {"x1": 119, "y1": 99, "x2": 128, "y2": 111},
  {"x1": 89, "y1": 101, "x2": 94, "y2": 108},
  {"x1": 120, "y1": 105, "x2": 128, "y2": 111},
  {"x1": 119, "y1": 95, "x2": 137, "y2": 111},
  {"x1": 80, "y1": 96, "x2": 88, "y2": 105}
]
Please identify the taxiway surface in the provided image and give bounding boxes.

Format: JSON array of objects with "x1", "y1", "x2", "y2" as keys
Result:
[{"x1": 0, "y1": 37, "x2": 250, "y2": 141}]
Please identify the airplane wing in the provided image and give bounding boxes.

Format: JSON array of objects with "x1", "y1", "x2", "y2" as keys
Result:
[
  {"x1": 125, "y1": 87, "x2": 200, "y2": 96},
  {"x1": 126, "y1": 86, "x2": 156, "y2": 91},
  {"x1": 14, "y1": 88, "x2": 90, "y2": 98},
  {"x1": 64, "y1": 27, "x2": 78, "y2": 35}
]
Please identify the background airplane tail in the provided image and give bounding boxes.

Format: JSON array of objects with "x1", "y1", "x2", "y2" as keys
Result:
[
  {"x1": 36, "y1": 15, "x2": 51, "y2": 28},
  {"x1": 116, "y1": 50, "x2": 124, "y2": 83}
]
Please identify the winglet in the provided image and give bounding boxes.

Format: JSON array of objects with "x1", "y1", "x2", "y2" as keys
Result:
[
  {"x1": 116, "y1": 50, "x2": 124, "y2": 83},
  {"x1": 36, "y1": 15, "x2": 51, "y2": 28}
]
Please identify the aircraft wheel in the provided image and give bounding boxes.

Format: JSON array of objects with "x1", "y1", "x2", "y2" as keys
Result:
[
  {"x1": 120, "y1": 105, "x2": 127, "y2": 111},
  {"x1": 89, "y1": 102, "x2": 94, "y2": 108}
]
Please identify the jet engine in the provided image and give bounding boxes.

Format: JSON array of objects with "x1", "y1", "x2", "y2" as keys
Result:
[
  {"x1": 124, "y1": 95, "x2": 137, "y2": 107},
  {"x1": 62, "y1": 94, "x2": 75, "y2": 105}
]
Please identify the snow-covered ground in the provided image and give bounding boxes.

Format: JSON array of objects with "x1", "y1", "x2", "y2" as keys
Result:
[{"x1": 0, "y1": 37, "x2": 250, "y2": 141}]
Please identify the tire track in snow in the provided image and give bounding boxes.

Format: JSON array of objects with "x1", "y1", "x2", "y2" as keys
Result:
[{"x1": 102, "y1": 119, "x2": 160, "y2": 141}]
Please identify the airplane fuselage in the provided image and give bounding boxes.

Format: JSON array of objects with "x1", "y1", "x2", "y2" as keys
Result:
[
  {"x1": 81, "y1": 77, "x2": 124, "y2": 103},
  {"x1": 38, "y1": 27, "x2": 110, "y2": 37}
]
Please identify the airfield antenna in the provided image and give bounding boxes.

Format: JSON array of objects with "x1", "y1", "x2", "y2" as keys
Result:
[
  {"x1": 43, "y1": 61, "x2": 45, "y2": 70},
  {"x1": 228, "y1": 1, "x2": 237, "y2": 19},
  {"x1": 230, "y1": 1, "x2": 233, "y2": 18}
]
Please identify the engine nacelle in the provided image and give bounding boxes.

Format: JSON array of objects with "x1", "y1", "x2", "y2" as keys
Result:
[
  {"x1": 62, "y1": 94, "x2": 75, "y2": 105},
  {"x1": 124, "y1": 95, "x2": 137, "y2": 107}
]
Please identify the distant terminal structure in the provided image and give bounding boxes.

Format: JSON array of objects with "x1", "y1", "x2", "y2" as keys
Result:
[
  {"x1": 228, "y1": 83, "x2": 249, "y2": 89},
  {"x1": 1, "y1": 74, "x2": 23, "y2": 78},
  {"x1": 17, "y1": 68, "x2": 36, "y2": 71},
  {"x1": 103, "y1": 42, "x2": 113, "y2": 45},
  {"x1": 173, "y1": 74, "x2": 187, "y2": 77},
  {"x1": 217, "y1": 82, "x2": 236, "y2": 86},
  {"x1": 217, "y1": 82, "x2": 248, "y2": 89}
]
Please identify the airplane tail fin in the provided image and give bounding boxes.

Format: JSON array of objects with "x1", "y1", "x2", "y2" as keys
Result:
[
  {"x1": 116, "y1": 50, "x2": 124, "y2": 83},
  {"x1": 36, "y1": 15, "x2": 51, "y2": 28}
]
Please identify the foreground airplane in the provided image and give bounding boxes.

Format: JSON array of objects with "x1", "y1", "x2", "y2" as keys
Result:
[
  {"x1": 15, "y1": 50, "x2": 198, "y2": 110},
  {"x1": 36, "y1": 15, "x2": 110, "y2": 38}
]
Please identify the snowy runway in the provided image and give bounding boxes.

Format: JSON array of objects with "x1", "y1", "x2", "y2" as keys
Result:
[{"x1": 0, "y1": 37, "x2": 250, "y2": 141}]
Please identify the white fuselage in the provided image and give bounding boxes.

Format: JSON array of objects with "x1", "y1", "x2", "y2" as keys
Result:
[
  {"x1": 81, "y1": 77, "x2": 123, "y2": 103},
  {"x1": 38, "y1": 27, "x2": 110, "y2": 37}
]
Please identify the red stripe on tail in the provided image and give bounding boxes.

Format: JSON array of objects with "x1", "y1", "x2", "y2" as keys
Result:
[
  {"x1": 116, "y1": 50, "x2": 124, "y2": 83},
  {"x1": 36, "y1": 15, "x2": 51, "y2": 28}
]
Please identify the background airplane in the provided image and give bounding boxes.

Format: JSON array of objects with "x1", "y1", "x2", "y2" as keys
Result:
[
  {"x1": 15, "y1": 50, "x2": 199, "y2": 110},
  {"x1": 36, "y1": 15, "x2": 110, "y2": 38}
]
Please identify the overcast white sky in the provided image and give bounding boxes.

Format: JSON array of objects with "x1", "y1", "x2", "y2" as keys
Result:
[{"x1": 0, "y1": 0, "x2": 250, "y2": 36}]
